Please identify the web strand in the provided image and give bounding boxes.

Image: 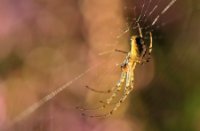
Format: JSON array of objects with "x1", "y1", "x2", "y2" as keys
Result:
[
  {"x1": 10, "y1": 64, "x2": 99, "y2": 126},
  {"x1": 144, "y1": 0, "x2": 162, "y2": 24},
  {"x1": 140, "y1": 0, "x2": 152, "y2": 22},
  {"x1": 136, "y1": 0, "x2": 146, "y2": 23},
  {"x1": 144, "y1": 0, "x2": 177, "y2": 31}
]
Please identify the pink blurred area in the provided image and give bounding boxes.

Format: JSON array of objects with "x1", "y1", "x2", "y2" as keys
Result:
[
  {"x1": 0, "y1": 0, "x2": 144, "y2": 130},
  {"x1": 0, "y1": 1, "x2": 23, "y2": 36},
  {"x1": 0, "y1": 86, "x2": 6, "y2": 128}
]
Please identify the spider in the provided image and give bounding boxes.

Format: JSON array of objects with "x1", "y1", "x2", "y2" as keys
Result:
[{"x1": 77, "y1": 23, "x2": 152, "y2": 117}]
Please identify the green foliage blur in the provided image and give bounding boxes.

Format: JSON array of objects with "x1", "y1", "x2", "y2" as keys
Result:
[{"x1": 128, "y1": 0, "x2": 200, "y2": 130}]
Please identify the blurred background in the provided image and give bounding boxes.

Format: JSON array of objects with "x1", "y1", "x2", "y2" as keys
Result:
[{"x1": 0, "y1": 0, "x2": 199, "y2": 130}]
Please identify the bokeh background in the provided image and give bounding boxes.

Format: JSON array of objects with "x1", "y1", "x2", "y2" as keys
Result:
[{"x1": 0, "y1": 0, "x2": 199, "y2": 131}]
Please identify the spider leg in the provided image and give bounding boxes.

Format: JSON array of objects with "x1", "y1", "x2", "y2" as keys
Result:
[
  {"x1": 84, "y1": 68, "x2": 126, "y2": 94},
  {"x1": 76, "y1": 101, "x2": 117, "y2": 111},
  {"x1": 98, "y1": 59, "x2": 129, "y2": 105},
  {"x1": 99, "y1": 71, "x2": 126, "y2": 105},
  {"x1": 115, "y1": 49, "x2": 128, "y2": 54},
  {"x1": 107, "y1": 78, "x2": 134, "y2": 117},
  {"x1": 76, "y1": 71, "x2": 126, "y2": 112},
  {"x1": 145, "y1": 32, "x2": 153, "y2": 60},
  {"x1": 131, "y1": 63, "x2": 136, "y2": 84},
  {"x1": 125, "y1": 64, "x2": 133, "y2": 88},
  {"x1": 84, "y1": 58, "x2": 129, "y2": 94},
  {"x1": 82, "y1": 88, "x2": 131, "y2": 118},
  {"x1": 137, "y1": 23, "x2": 143, "y2": 38},
  {"x1": 97, "y1": 48, "x2": 128, "y2": 56},
  {"x1": 139, "y1": 32, "x2": 153, "y2": 65},
  {"x1": 77, "y1": 82, "x2": 124, "y2": 111},
  {"x1": 83, "y1": 63, "x2": 137, "y2": 118},
  {"x1": 142, "y1": 32, "x2": 153, "y2": 63},
  {"x1": 100, "y1": 63, "x2": 136, "y2": 117},
  {"x1": 149, "y1": 32, "x2": 153, "y2": 55},
  {"x1": 84, "y1": 85, "x2": 114, "y2": 94},
  {"x1": 84, "y1": 71, "x2": 135, "y2": 118}
]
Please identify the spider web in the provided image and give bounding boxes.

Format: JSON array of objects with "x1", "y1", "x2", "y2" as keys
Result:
[{"x1": 10, "y1": 0, "x2": 178, "y2": 127}]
